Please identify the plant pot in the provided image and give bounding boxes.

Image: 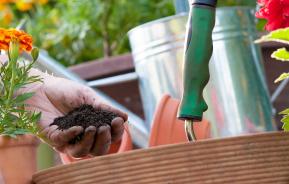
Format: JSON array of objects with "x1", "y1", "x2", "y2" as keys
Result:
[
  {"x1": 33, "y1": 132, "x2": 289, "y2": 184},
  {"x1": 0, "y1": 134, "x2": 39, "y2": 184},
  {"x1": 149, "y1": 94, "x2": 210, "y2": 147}
]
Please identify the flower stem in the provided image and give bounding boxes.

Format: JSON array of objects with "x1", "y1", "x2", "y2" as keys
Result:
[
  {"x1": 7, "y1": 60, "x2": 16, "y2": 103},
  {"x1": 7, "y1": 39, "x2": 19, "y2": 107}
]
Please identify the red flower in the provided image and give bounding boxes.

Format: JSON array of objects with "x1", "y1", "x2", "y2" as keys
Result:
[{"x1": 256, "y1": 0, "x2": 289, "y2": 31}]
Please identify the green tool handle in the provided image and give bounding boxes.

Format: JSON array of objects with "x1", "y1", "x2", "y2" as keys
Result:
[{"x1": 178, "y1": 0, "x2": 216, "y2": 121}]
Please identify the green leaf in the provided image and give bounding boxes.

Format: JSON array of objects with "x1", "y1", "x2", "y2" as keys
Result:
[
  {"x1": 280, "y1": 108, "x2": 289, "y2": 115},
  {"x1": 14, "y1": 83, "x2": 26, "y2": 91},
  {"x1": 2, "y1": 128, "x2": 30, "y2": 136},
  {"x1": 274, "y1": 73, "x2": 289, "y2": 83},
  {"x1": 13, "y1": 129, "x2": 30, "y2": 135},
  {"x1": 9, "y1": 108, "x2": 25, "y2": 113},
  {"x1": 14, "y1": 92, "x2": 35, "y2": 104},
  {"x1": 255, "y1": 28, "x2": 289, "y2": 44},
  {"x1": 31, "y1": 48, "x2": 39, "y2": 61},
  {"x1": 271, "y1": 48, "x2": 289, "y2": 61},
  {"x1": 31, "y1": 112, "x2": 41, "y2": 123},
  {"x1": 282, "y1": 115, "x2": 289, "y2": 131},
  {"x1": 2, "y1": 128, "x2": 17, "y2": 137},
  {"x1": 7, "y1": 113, "x2": 18, "y2": 122},
  {"x1": 27, "y1": 75, "x2": 42, "y2": 83}
]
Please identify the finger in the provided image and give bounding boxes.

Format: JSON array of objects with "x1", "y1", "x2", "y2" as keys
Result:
[
  {"x1": 42, "y1": 125, "x2": 58, "y2": 141},
  {"x1": 66, "y1": 126, "x2": 96, "y2": 158},
  {"x1": 50, "y1": 129, "x2": 63, "y2": 145},
  {"x1": 111, "y1": 117, "x2": 124, "y2": 143},
  {"x1": 44, "y1": 125, "x2": 58, "y2": 138},
  {"x1": 90, "y1": 125, "x2": 111, "y2": 156},
  {"x1": 47, "y1": 126, "x2": 66, "y2": 150},
  {"x1": 98, "y1": 103, "x2": 128, "y2": 121},
  {"x1": 60, "y1": 126, "x2": 84, "y2": 143}
]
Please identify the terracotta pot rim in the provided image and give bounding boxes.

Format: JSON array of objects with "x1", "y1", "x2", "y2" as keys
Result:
[{"x1": 0, "y1": 134, "x2": 40, "y2": 148}]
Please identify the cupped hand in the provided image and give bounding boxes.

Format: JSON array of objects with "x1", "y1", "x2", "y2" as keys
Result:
[{"x1": 22, "y1": 69, "x2": 128, "y2": 158}]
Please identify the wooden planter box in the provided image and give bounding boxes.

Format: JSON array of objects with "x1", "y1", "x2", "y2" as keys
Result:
[{"x1": 33, "y1": 132, "x2": 289, "y2": 184}]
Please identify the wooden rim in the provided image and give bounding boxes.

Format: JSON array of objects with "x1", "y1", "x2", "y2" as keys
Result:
[
  {"x1": 33, "y1": 131, "x2": 289, "y2": 184},
  {"x1": 0, "y1": 134, "x2": 39, "y2": 148}
]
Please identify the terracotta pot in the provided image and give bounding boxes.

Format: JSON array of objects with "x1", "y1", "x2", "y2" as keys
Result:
[
  {"x1": 149, "y1": 94, "x2": 210, "y2": 147},
  {"x1": 33, "y1": 132, "x2": 289, "y2": 184},
  {"x1": 0, "y1": 134, "x2": 39, "y2": 184}
]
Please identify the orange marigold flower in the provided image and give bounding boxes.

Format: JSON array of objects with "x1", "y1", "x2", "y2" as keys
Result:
[
  {"x1": 0, "y1": 28, "x2": 33, "y2": 52},
  {"x1": 37, "y1": 0, "x2": 48, "y2": 5},
  {"x1": 0, "y1": 4, "x2": 5, "y2": 10},
  {"x1": 16, "y1": 0, "x2": 33, "y2": 11},
  {"x1": 2, "y1": 7, "x2": 13, "y2": 25},
  {"x1": 0, "y1": 0, "x2": 15, "y2": 3}
]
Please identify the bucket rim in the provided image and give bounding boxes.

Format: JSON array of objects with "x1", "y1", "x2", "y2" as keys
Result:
[
  {"x1": 127, "y1": 6, "x2": 255, "y2": 37},
  {"x1": 127, "y1": 13, "x2": 187, "y2": 37}
]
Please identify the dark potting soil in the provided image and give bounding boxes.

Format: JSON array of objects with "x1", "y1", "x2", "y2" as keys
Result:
[{"x1": 50, "y1": 104, "x2": 118, "y2": 143}]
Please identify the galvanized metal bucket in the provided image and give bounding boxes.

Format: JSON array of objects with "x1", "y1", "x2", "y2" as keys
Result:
[{"x1": 128, "y1": 7, "x2": 276, "y2": 137}]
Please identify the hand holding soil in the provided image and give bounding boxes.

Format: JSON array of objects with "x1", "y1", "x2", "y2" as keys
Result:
[{"x1": 20, "y1": 69, "x2": 128, "y2": 158}]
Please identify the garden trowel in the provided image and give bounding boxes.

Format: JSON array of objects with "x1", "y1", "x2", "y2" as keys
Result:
[{"x1": 177, "y1": 0, "x2": 217, "y2": 141}]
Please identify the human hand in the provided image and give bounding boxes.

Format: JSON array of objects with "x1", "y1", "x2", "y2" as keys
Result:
[{"x1": 21, "y1": 69, "x2": 128, "y2": 158}]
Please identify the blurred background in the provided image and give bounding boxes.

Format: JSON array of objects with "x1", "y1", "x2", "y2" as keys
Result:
[{"x1": 1, "y1": 0, "x2": 256, "y2": 67}]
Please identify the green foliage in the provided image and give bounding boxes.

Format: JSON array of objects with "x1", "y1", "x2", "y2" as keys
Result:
[
  {"x1": 256, "y1": 29, "x2": 289, "y2": 85},
  {"x1": 217, "y1": 0, "x2": 256, "y2": 7},
  {"x1": 280, "y1": 108, "x2": 289, "y2": 115},
  {"x1": 7, "y1": 0, "x2": 258, "y2": 66},
  {"x1": 255, "y1": 27, "x2": 289, "y2": 131},
  {"x1": 271, "y1": 48, "x2": 289, "y2": 62},
  {"x1": 20, "y1": 0, "x2": 175, "y2": 66},
  {"x1": 0, "y1": 47, "x2": 42, "y2": 137},
  {"x1": 256, "y1": 19, "x2": 267, "y2": 32},
  {"x1": 275, "y1": 73, "x2": 289, "y2": 83},
  {"x1": 31, "y1": 48, "x2": 39, "y2": 61},
  {"x1": 281, "y1": 112, "x2": 289, "y2": 131},
  {"x1": 256, "y1": 28, "x2": 289, "y2": 44}
]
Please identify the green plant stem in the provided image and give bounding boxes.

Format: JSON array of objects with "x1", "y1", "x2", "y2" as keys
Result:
[{"x1": 7, "y1": 59, "x2": 16, "y2": 107}]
